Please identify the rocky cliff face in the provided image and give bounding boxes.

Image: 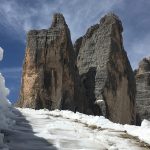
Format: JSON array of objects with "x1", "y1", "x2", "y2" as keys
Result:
[
  {"x1": 135, "y1": 57, "x2": 150, "y2": 121},
  {"x1": 18, "y1": 13, "x2": 77, "y2": 110},
  {"x1": 18, "y1": 13, "x2": 136, "y2": 124},
  {"x1": 75, "y1": 13, "x2": 136, "y2": 124}
]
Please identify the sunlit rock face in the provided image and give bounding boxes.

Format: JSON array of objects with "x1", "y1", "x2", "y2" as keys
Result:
[
  {"x1": 18, "y1": 13, "x2": 77, "y2": 110},
  {"x1": 135, "y1": 57, "x2": 150, "y2": 121},
  {"x1": 75, "y1": 13, "x2": 136, "y2": 124}
]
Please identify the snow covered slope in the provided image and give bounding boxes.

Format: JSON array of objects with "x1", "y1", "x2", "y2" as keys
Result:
[
  {"x1": 45, "y1": 109, "x2": 150, "y2": 145},
  {"x1": 6, "y1": 108, "x2": 148, "y2": 150}
]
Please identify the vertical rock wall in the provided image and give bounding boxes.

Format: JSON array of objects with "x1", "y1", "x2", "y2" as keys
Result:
[
  {"x1": 135, "y1": 58, "x2": 150, "y2": 121},
  {"x1": 75, "y1": 13, "x2": 136, "y2": 124},
  {"x1": 18, "y1": 13, "x2": 76, "y2": 110}
]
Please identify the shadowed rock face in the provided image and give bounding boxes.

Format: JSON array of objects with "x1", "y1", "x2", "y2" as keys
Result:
[
  {"x1": 18, "y1": 13, "x2": 76, "y2": 110},
  {"x1": 75, "y1": 13, "x2": 136, "y2": 124},
  {"x1": 18, "y1": 13, "x2": 136, "y2": 124},
  {"x1": 135, "y1": 57, "x2": 150, "y2": 121}
]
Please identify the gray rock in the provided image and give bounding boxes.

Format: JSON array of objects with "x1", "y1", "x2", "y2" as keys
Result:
[
  {"x1": 135, "y1": 57, "x2": 150, "y2": 121},
  {"x1": 75, "y1": 13, "x2": 136, "y2": 124}
]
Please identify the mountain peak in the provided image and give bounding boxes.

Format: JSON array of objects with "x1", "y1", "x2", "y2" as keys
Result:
[
  {"x1": 51, "y1": 13, "x2": 66, "y2": 28},
  {"x1": 100, "y1": 12, "x2": 123, "y2": 32}
]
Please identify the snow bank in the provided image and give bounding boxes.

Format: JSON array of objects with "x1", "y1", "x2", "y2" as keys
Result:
[
  {"x1": 0, "y1": 47, "x2": 11, "y2": 129},
  {"x1": 0, "y1": 47, "x2": 14, "y2": 149},
  {"x1": 125, "y1": 119, "x2": 150, "y2": 144},
  {"x1": 18, "y1": 108, "x2": 150, "y2": 145},
  {"x1": 0, "y1": 47, "x2": 9, "y2": 107}
]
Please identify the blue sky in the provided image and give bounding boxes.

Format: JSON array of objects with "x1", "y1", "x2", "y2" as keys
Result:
[{"x1": 0, "y1": 0, "x2": 150, "y2": 103}]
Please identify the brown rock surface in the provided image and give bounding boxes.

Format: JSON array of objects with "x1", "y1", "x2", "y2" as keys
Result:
[
  {"x1": 17, "y1": 13, "x2": 76, "y2": 110},
  {"x1": 75, "y1": 13, "x2": 136, "y2": 124}
]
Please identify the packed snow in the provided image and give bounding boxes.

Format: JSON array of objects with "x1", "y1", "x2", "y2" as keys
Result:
[
  {"x1": 0, "y1": 47, "x2": 15, "y2": 150},
  {"x1": 47, "y1": 109, "x2": 150, "y2": 145},
  {"x1": 94, "y1": 99, "x2": 106, "y2": 116},
  {"x1": 13, "y1": 108, "x2": 149, "y2": 150}
]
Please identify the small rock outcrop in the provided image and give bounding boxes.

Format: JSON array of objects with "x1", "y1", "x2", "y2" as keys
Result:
[
  {"x1": 135, "y1": 57, "x2": 150, "y2": 121},
  {"x1": 75, "y1": 13, "x2": 136, "y2": 124},
  {"x1": 18, "y1": 13, "x2": 77, "y2": 110}
]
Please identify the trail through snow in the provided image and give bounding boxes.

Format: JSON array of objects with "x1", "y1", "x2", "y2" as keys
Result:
[{"x1": 2, "y1": 108, "x2": 150, "y2": 150}]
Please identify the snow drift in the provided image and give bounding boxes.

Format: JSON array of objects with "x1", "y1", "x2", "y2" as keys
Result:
[
  {"x1": 19, "y1": 108, "x2": 150, "y2": 145},
  {"x1": 0, "y1": 47, "x2": 14, "y2": 149}
]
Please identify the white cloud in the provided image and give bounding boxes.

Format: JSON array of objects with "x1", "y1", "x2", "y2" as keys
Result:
[
  {"x1": 61, "y1": 0, "x2": 123, "y2": 41},
  {"x1": 0, "y1": 0, "x2": 123, "y2": 41},
  {"x1": 0, "y1": 0, "x2": 149, "y2": 69}
]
